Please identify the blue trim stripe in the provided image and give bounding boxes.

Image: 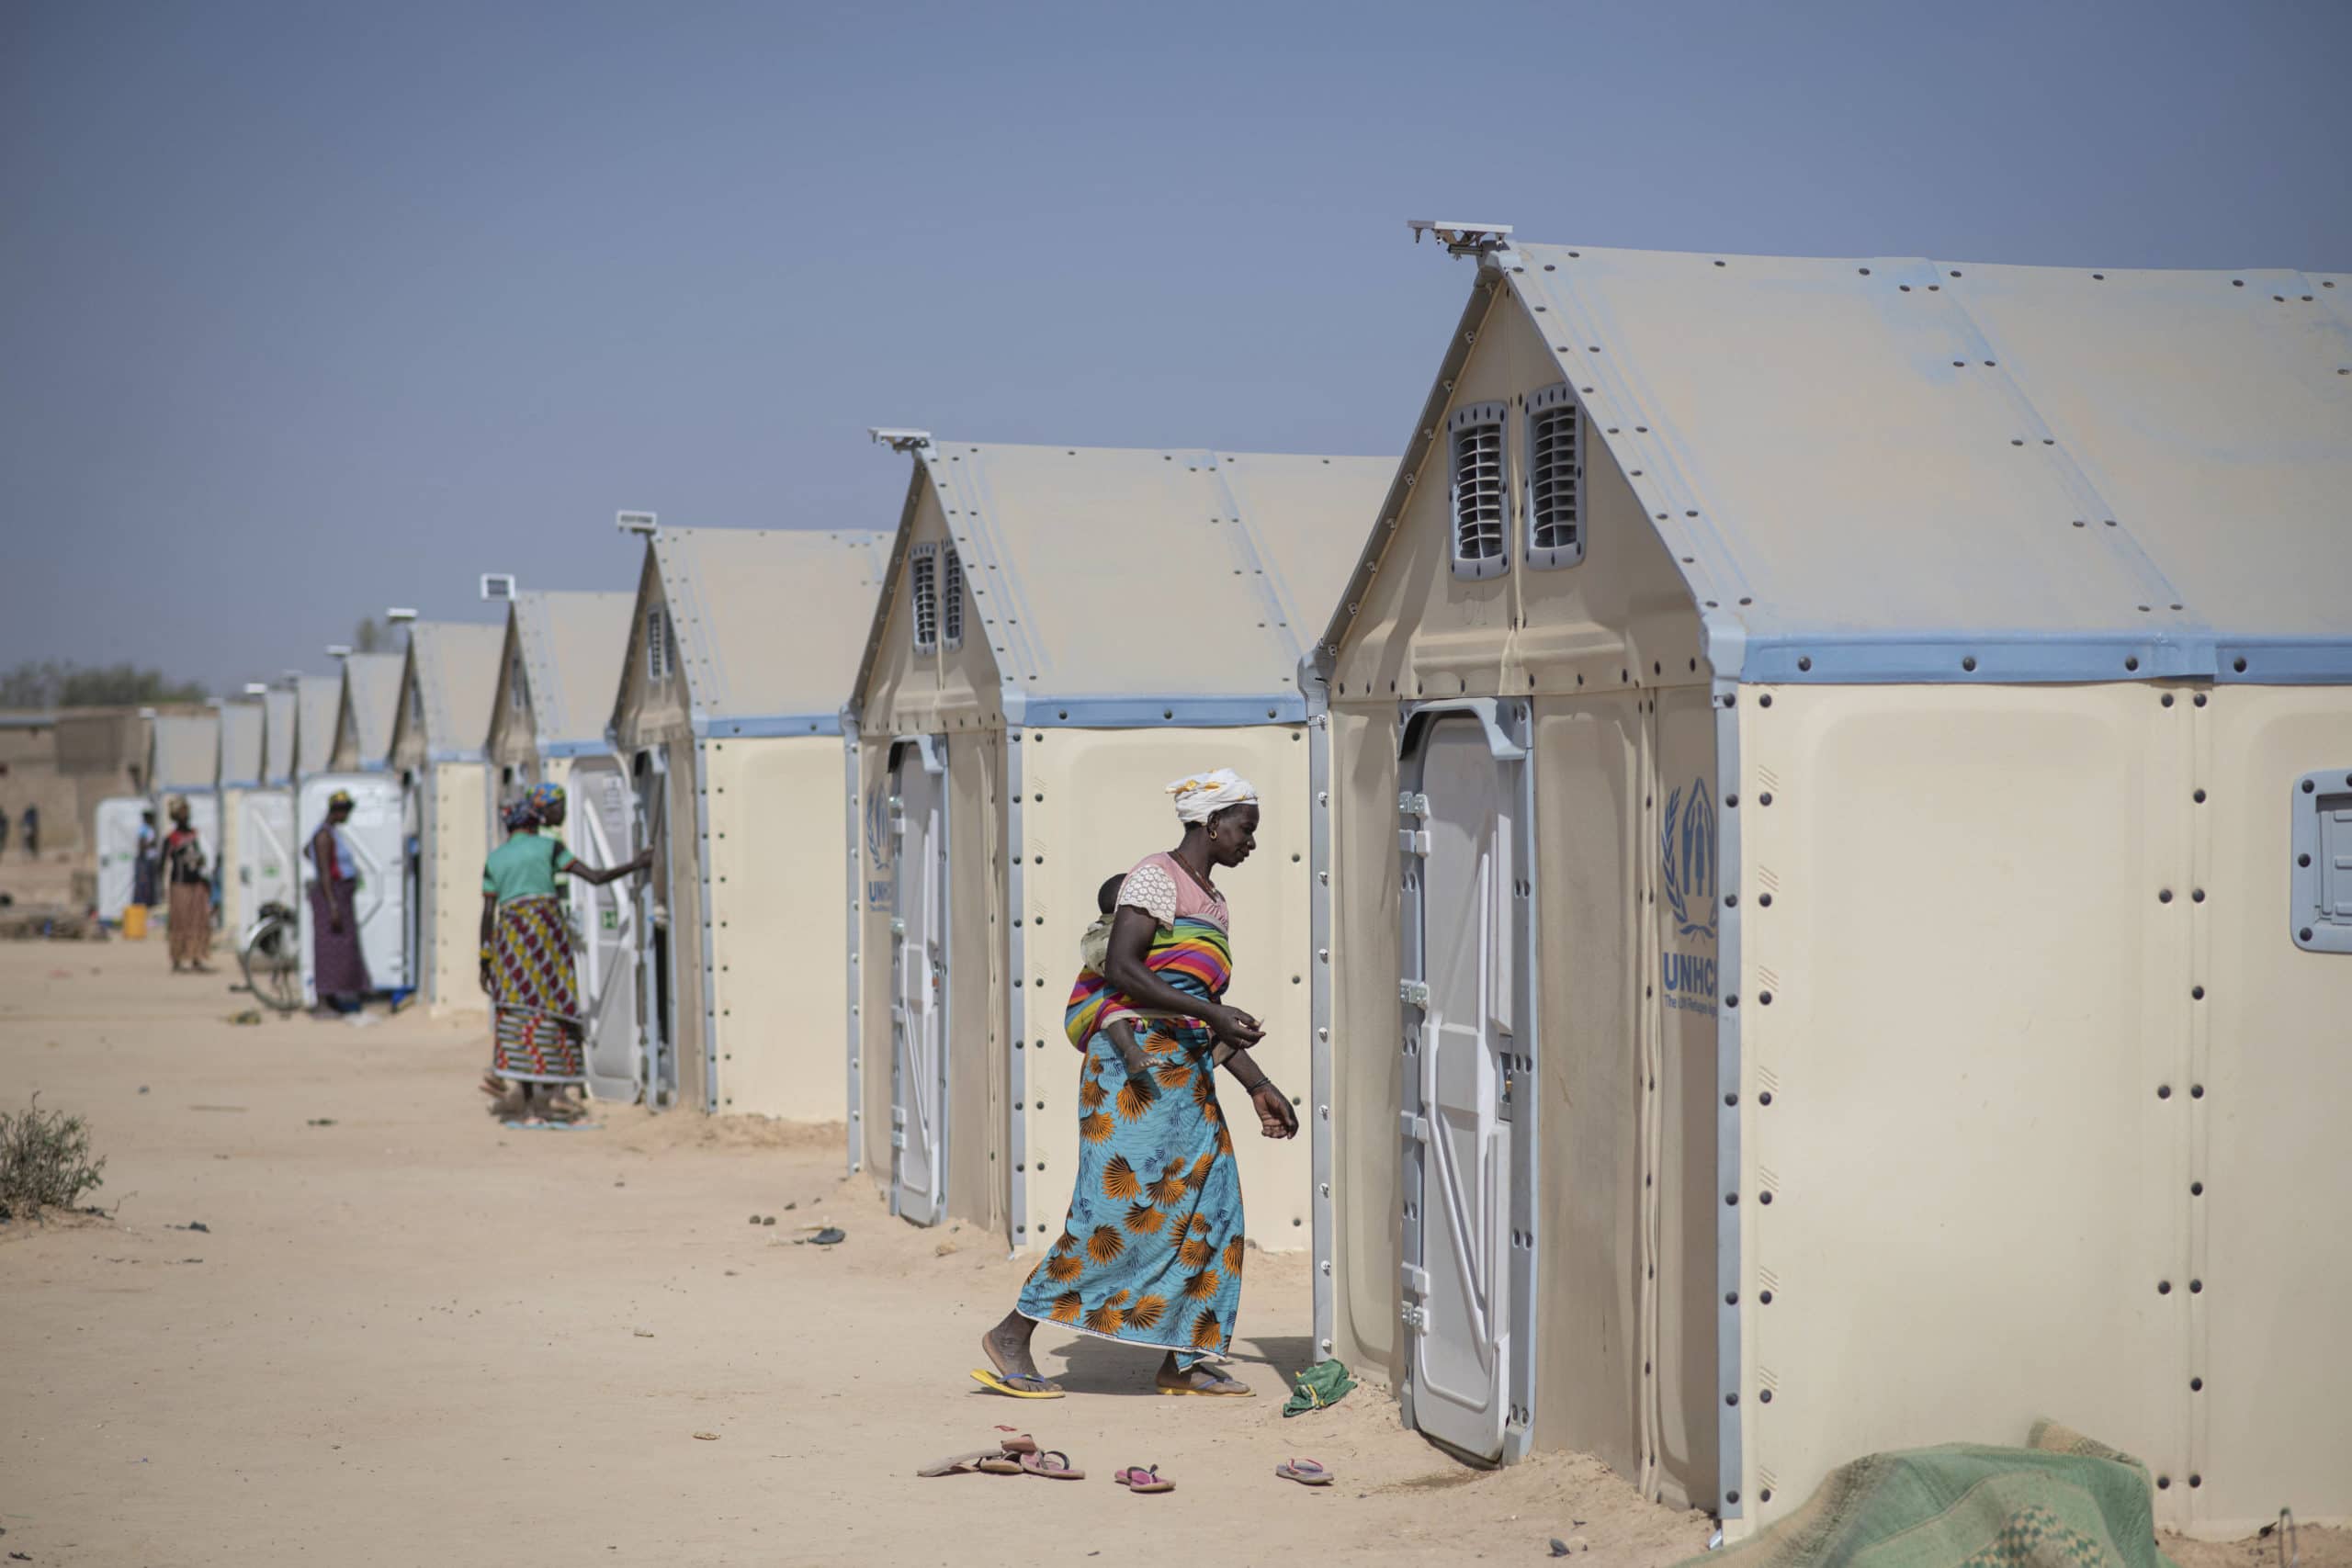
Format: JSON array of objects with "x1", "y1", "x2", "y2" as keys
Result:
[
  {"x1": 692, "y1": 712, "x2": 844, "y2": 739},
  {"x1": 536, "y1": 739, "x2": 614, "y2": 759},
  {"x1": 1023, "y1": 694, "x2": 1305, "y2": 728},
  {"x1": 1742, "y1": 634, "x2": 2352, "y2": 686}
]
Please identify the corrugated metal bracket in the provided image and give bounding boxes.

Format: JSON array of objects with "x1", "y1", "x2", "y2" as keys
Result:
[
  {"x1": 1399, "y1": 1111, "x2": 1430, "y2": 1142},
  {"x1": 1399, "y1": 979, "x2": 1430, "y2": 1007}
]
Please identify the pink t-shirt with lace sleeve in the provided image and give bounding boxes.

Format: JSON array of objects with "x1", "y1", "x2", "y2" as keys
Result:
[{"x1": 1116, "y1": 852, "x2": 1228, "y2": 933}]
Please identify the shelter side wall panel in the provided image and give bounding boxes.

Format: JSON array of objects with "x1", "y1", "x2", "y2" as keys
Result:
[
  {"x1": 1736, "y1": 684, "x2": 2186, "y2": 1531},
  {"x1": 2199, "y1": 687, "x2": 2352, "y2": 1533},
  {"x1": 860, "y1": 484, "x2": 999, "y2": 739},
  {"x1": 1529, "y1": 695, "x2": 1645, "y2": 1479},
  {"x1": 704, "y1": 739, "x2": 847, "y2": 1121},
  {"x1": 1013, "y1": 726, "x2": 1315, "y2": 1253},
  {"x1": 219, "y1": 789, "x2": 248, "y2": 935},
  {"x1": 1328, "y1": 290, "x2": 1705, "y2": 708},
  {"x1": 1650, "y1": 688, "x2": 1718, "y2": 1510},
  {"x1": 662, "y1": 739, "x2": 709, "y2": 1113},
  {"x1": 1329, "y1": 704, "x2": 1405, "y2": 1384},
  {"x1": 856, "y1": 737, "x2": 897, "y2": 1181},
  {"x1": 943, "y1": 731, "x2": 1007, "y2": 1232},
  {"x1": 429, "y1": 762, "x2": 489, "y2": 1014}
]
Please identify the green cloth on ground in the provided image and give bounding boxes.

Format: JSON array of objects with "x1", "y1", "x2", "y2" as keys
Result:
[
  {"x1": 481, "y1": 830, "x2": 576, "y2": 903},
  {"x1": 1688, "y1": 1420, "x2": 2177, "y2": 1568},
  {"x1": 1282, "y1": 1358, "x2": 1358, "y2": 1417}
]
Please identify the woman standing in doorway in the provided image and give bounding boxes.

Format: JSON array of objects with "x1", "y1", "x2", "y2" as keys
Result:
[
  {"x1": 309, "y1": 791, "x2": 371, "y2": 1015},
  {"x1": 978, "y1": 770, "x2": 1298, "y2": 1399},
  {"x1": 479, "y1": 782, "x2": 650, "y2": 1122},
  {"x1": 162, "y1": 797, "x2": 213, "y2": 974}
]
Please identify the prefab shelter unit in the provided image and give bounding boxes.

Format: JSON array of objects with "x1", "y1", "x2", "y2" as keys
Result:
[
  {"x1": 147, "y1": 713, "x2": 221, "y2": 931},
  {"x1": 486, "y1": 589, "x2": 639, "y2": 1100},
  {"x1": 216, "y1": 697, "x2": 291, "y2": 936},
  {"x1": 387, "y1": 622, "x2": 504, "y2": 1011},
  {"x1": 611, "y1": 527, "x2": 889, "y2": 1116},
  {"x1": 1312, "y1": 236, "x2": 2352, "y2": 1537},
  {"x1": 846, "y1": 438, "x2": 1393, "y2": 1247},
  {"x1": 300, "y1": 656, "x2": 413, "y2": 1002}
]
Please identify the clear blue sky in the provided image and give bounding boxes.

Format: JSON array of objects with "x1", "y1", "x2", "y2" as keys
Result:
[{"x1": 4, "y1": 0, "x2": 2346, "y2": 694}]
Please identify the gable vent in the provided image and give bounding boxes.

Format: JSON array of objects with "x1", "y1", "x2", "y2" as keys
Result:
[
  {"x1": 910, "y1": 544, "x2": 940, "y2": 653},
  {"x1": 646, "y1": 606, "x2": 668, "y2": 682},
  {"x1": 1449, "y1": 400, "x2": 1510, "y2": 580},
  {"x1": 942, "y1": 548, "x2": 967, "y2": 651},
  {"x1": 1526, "y1": 385, "x2": 1586, "y2": 570}
]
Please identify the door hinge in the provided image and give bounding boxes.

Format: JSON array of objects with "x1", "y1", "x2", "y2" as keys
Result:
[
  {"x1": 1398, "y1": 827, "x2": 1430, "y2": 856},
  {"x1": 889, "y1": 916, "x2": 907, "y2": 936},
  {"x1": 1397, "y1": 791, "x2": 1429, "y2": 818},
  {"x1": 1399, "y1": 978, "x2": 1430, "y2": 1007},
  {"x1": 1400, "y1": 1302, "x2": 1428, "y2": 1333},
  {"x1": 1398, "y1": 1111, "x2": 1430, "y2": 1143}
]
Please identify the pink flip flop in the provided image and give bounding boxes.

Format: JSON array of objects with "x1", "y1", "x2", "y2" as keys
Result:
[
  {"x1": 1114, "y1": 1464, "x2": 1175, "y2": 1494},
  {"x1": 1275, "y1": 1458, "x2": 1333, "y2": 1485},
  {"x1": 1020, "y1": 1449, "x2": 1085, "y2": 1480}
]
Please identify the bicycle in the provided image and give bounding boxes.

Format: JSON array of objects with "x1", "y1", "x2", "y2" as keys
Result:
[{"x1": 238, "y1": 899, "x2": 304, "y2": 1013}]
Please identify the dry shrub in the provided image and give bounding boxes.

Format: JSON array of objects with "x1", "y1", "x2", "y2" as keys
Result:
[{"x1": 0, "y1": 1095, "x2": 107, "y2": 1221}]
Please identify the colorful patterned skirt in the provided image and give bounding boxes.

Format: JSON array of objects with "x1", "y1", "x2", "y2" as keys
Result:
[
  {"x1": 489, "y1": 894, "x2": 585, "y2": 1085},
  {"x1": 1014, "y1": 1019, "x2": 1245, "y2": 1371}
]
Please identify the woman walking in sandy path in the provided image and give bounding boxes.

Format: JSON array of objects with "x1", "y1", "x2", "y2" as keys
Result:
[{"x1": 978, "y1": 769, "x2": 1298, "y2": 1399}]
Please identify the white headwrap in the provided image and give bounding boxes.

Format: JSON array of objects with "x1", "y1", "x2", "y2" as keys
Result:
[{"x1": 1167, "y1": 769, "x2": 1258, "y2": 825}]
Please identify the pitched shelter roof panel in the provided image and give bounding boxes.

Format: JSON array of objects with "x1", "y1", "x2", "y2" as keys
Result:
[
  {"x1": 295, "y1": 676, "x2": 341, "y2": 775},
  {"x1": 899, "y1": 443, "x2": 1393, "y2": 708},
  {"x1": 262, "y1": 689, "x2": 298, "y2": 785},
  {"x1": 150, "y1": 714, "x2": 220, "y2": 792},
  {"x1": 514, "y1": 591, "x2": 634, "y2": 748},
  {"x1": 340, "y1": 653, "x2": 403, "y2": 765},
  {"x1": 407, "y1": 622, "x2": 504, "y2": 756},
  {"x1": 219, "y1": 700, "x2": 265, "y2": 786},
  {"x1": 1492, "y1": 243, "x2": 2352, "y2": 676},
  {"x1": 655, "y1": 528, "x2": 890, "y2": 721}
]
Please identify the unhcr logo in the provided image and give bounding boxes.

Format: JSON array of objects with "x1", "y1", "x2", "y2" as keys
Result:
[{"x1": 1660, "y1": 775, "x2": 1719, "y2": 1015}]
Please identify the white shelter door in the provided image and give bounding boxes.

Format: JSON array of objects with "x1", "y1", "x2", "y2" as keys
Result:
[
  {"x1": 571, "y1": 760, "x2": 641, "y2": 1102},
  {"x1": 889, "y1": 751, "x2": 948, "y2": 1224},
  {"x1": 296, "y1": 774, "x2": 408, "y2": 1003},
  {"x1": 96, "y1": 797, "x2": 143, "y2": 921},
  {"x1": 240, "y1": 792, "x2": 297, "y2": 916},
  {"x1": 1408, "y1": 720, "x2": 1514, "y2": 1461}
]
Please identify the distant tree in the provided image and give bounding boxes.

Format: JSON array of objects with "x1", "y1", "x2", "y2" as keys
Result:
[
  {"x1": 0, "y1": 661, "x2": 207, "y2": 709},
  {"x1": 57, "y1": 665, "x2": 208, "y2": 706},
  {"x1": 354, "y1": 618, "x2": 382, "y2": 653},
  {"x1": 0, "y1": 660, "x2": 66, "y2": 709}
]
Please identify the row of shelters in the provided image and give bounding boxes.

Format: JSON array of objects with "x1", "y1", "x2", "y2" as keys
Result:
[{"x1": 80, "y1": 231, "x2": 2346, "y2": 1545}]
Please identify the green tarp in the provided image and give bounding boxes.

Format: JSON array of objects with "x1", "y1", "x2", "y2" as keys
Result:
[{"x1": 1688, "y1": 1422, "x2": 2177, "y2": 1568}]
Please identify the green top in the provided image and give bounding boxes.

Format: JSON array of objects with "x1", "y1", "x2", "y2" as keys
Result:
[{"x1": 481, "y1": 830, "x2": 576, "y2": 903}]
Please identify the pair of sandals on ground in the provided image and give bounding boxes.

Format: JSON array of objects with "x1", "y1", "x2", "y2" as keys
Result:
[{"x1": 922, "y1": 1429, "x2": 1330, "y2": 1493}]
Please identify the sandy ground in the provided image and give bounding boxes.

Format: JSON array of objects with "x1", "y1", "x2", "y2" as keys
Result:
[{"x1": 1, "y1": 937, "x2": 2340, "y2": 1567}]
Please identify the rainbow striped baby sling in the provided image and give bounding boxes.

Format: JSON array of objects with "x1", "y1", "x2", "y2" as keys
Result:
[{"x1": 1064, "y1": 916, "x2": 1232, "y2": 1051}]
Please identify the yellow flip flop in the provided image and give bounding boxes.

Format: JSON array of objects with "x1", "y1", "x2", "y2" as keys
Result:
[{"x1": 969, "y1": 1368, "x2": 1066, "y2": 1399}]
